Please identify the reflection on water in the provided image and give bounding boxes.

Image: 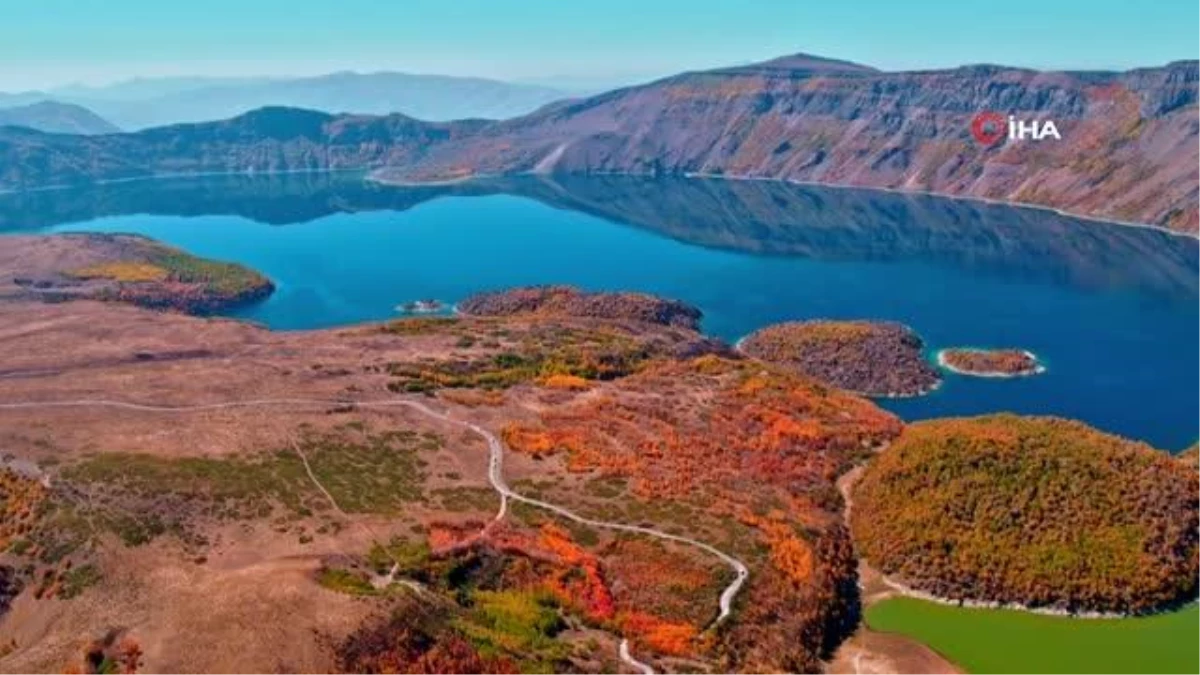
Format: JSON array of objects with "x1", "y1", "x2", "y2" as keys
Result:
[
  {"x1": 0, "y1": 173, "x2": 1196, "y2": 448},
  {"x1": 1, "y1": 171, "x2": 1196, "y2": 301}
]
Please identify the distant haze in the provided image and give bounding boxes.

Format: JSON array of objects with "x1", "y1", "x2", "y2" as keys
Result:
[
  {"x1": 0, "y1": 101, "x2": 121, "y2": 135},
  {"x1": 1, "y1": 0, "x2": 1196, "y2": 92},
  {"x1": 0, "y1": 72, "x2": 574, "y2": 130}
]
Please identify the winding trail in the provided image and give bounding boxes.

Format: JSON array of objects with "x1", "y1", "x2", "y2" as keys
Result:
[
  {"x1": 619, "y1": 639, "x2": 655, "y2": 675},
  {"x1": 0, "y1": 395, "x2": 748, "y2": 672}
]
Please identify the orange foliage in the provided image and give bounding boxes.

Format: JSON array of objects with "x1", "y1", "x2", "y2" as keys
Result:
[
  {"x1": 500, "y1": 423, "x2": 585, "y2": 459},
  {"x1": 619, "y1": 611, "x2": 697, "y2": 656},
  {"x1": 759, "y1": 519, "x2": 815, "y2": 587},
  {"x1": 437, "y1": 388, "x2": 506, "y2": 407},
  {"x1": 0, "y1": 469, "x2": 48, "y2": 552},
  {"x1": 505, "y1": 357, "x2": 900, "y2": 507},
  {"x1": 535, "y1": 524, "x2": 615, "y2": 621},
  {"x1": 427, "y1": 521, "x2": 488, "y2": 553},
  {"x1": 599, "y1": 537, "x2": 720, "y2": 641},
  {"x1": 484, "y1": 357, "x2": 902, "y2": 669},
  {"x1": 485, "y1": 523, "x2": 615, "y2": 623},
  {"x1": 538, "y1": 374, "x2": 592, "y2": 391}
]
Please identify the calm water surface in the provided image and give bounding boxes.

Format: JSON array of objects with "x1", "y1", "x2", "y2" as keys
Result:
[{"x1": 2, "y1": 173, "x2": 1195, "y2": 449}]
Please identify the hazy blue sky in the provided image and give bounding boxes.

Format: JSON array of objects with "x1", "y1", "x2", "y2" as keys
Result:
[{"x1": 2, "y1": 0, "x2": 1197, "y2": 90}]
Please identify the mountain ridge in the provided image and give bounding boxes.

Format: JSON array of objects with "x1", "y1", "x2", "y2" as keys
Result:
[
  {"x1": 1, "y1": 71, "x2": 571, "y2": 129},
  {"x1": 377, "y1": 54, "x2": 1199, "y2": 231},
  {"x1": 0, "y1": 101, "x2": 120, "y2": 135},
  {"x1": 0, "y1": 53, "x2": 1195, "y2": 231}
]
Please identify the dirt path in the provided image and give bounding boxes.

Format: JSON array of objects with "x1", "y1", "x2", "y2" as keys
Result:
[
  {"x1": 828, "y1": 465, "x2": 961, "y2": 674},
  {"x1": 0, "y1": 395, "x2": 749, "y2": 674},
  {"x1": 286, "y1": 438, "x2": 423, "y2": 593}
]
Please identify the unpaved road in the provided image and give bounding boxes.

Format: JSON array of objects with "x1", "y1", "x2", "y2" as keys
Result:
[
  {"x1": 0, "y1": 395, "x2": 749, "y2": 673},
  {"x1": 830, "y1": 464, "x2": 962, "y2": 674}
]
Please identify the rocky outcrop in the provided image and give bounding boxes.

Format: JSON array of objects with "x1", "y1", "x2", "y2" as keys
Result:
[
  {"x1": 458, "y1": 285, "x2": 703, "y2": 329},
  {"x1": 739, "y1": 320, "x2": 941, "y2": 396}
]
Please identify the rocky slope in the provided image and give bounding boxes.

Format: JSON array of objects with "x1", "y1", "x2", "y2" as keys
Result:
[
  {"x1": 0, "y1": 53, "x2": 1195, "y2": 231},
  {"x1": 379, "y1": 54, "x2": 1199, "y2": 231}
]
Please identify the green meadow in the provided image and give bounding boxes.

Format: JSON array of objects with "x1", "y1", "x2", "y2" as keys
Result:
[{"x1": 865, "y1": 596, "x2": 1199, "y2": 674}]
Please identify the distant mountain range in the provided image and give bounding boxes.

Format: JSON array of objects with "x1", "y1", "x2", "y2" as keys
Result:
[
  {"x1": 0, "y1": 72, "x2": 570, "y2": 129},
  {"x1": 0, "y1": 106, "x2": 488, "y2": 191},
  {"x1": 0, "y1": 101, "x2": 120, "y2": 135},
  {"x1": 0, "y1": 53, "x2": 1195, "y2": 232}
]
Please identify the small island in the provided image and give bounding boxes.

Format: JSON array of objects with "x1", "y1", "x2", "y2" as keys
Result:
[
  {"x1": 937, "y1": 347, "x2": 1044, "y2": 377},
  {"x1": 738, "y1": 320, "x2": 941, "y2": 397}
]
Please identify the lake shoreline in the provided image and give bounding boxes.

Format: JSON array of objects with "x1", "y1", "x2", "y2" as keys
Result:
[
  {"x1": 4, "y1": 166, "x2": 1188, "y2": 241},
  {"x1": 375, "y1": 168, "x2": 1200, "y2": 240}
]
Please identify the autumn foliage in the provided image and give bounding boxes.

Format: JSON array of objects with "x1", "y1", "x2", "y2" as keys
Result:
[
  {"x1": 419, "y1": 522, "x2": 719, "y2": 661},
  {"x1": 335, "y1": 600, "x2": 519, "y2": 674},
  {"x1": 852, "y1": 415, "x2": 1200, "y2": 614},
  {"x1": 738, "y1": 320, "x2": 941, "y2": 395},
  {"x1": 939, "y1": 347, "x2": 1042, "y2": 375},
  {"x1": 537, "y1": 373, "x2": 592, "y2": 391},
  {"x1": 0, "y1": 469, "x2": 47, "y2": 553},
  {"x1": 503, "y1": 523, "x2": 616, "y2": 622},
  {"x1": 618, "y1": 611, "x2": 697, "y2": 656},
  {"x1": 457, "y1": 286, "x2": 703, "y2": 329},
  {"x1": 499, "y1": 356, "x2": 901, "y2": 669},
  {"x1": 503, "y1": 356, "x2": 900, "y2": 503},
  {"x1": 742, "y1": 514, "x2": 816, "y2": 587}
]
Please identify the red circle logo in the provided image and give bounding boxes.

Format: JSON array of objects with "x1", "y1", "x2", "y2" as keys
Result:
[{"x1": 970, "y1": 111, "x2": 1007, "y2": 146}]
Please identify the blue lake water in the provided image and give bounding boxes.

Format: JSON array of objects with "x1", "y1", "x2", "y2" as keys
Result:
[{"x1": 1, "y1": 173, "x2": 1196, "y2": 450}]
